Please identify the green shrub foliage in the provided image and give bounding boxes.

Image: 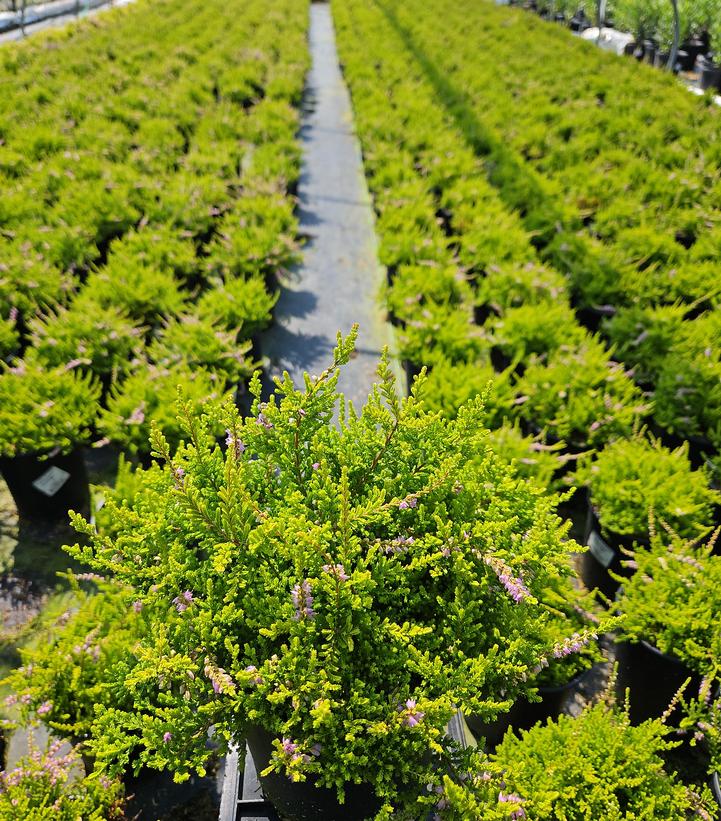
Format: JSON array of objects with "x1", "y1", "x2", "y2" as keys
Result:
[{"x1": 67, "y1": 333, "x2": 586, "y2": 817}]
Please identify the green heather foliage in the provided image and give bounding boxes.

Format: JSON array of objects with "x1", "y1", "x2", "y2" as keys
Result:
[
  {"x1": 420, "y1": 358, "x2": 514, "y2": 427},
  {"x1": 149, "y1": 313, "x2": 255, "y2": 383},
  {"x1": 576, "y1": 435, "x2": 718, "y2": 539},
  {"x1": 487, "y1": 423, "x2": 568, "y2": 493},
  {"x1": 0, "y1": 0, "x2": 307, "y2": 473},
  {"x1": 66, "y1": 333, "x2": 585, "y2": 817},
  {"x1": 514, "y1": 341, "x2": 648, "y2": 448},
  {"x1": 85, "y1": 262, "x2": 188, "y2": 325},
  {"x1": 0, "y1": 741, "x2": 125, "y2": 821},
  {"x1": 614, "y1": 532, "x2": 721, "y2": 675},
  {"x1": 29, "y1": 297, "x2": 145, "y2": 380},
  {"x1": 0, "y1": 360, "x2": 100, "y2": 457},
  {"x1": 603, "y1": 303, "x2": 687, "y2": 386},
  {"x1": 493, "y1": 699, "x2": 714, "y2": 820},
  {"x1": 654, "y1": 313, "x2": 721, "y2": 448},
  {"x1": 104, "y1": 227, "x2": 200, "y2": 284},
  {"x1": 197, "y1": 276, "x2": 278, "y2": 340},
  {"x1": 98, "y1": 363, "x2": 229, "y2": 458},
  {"x1": 488, "y1": 302, "x2": 587, "y2": 362},
  {"x1": 0, "y1": 316, "x2": 19, "y2": 360},
  {"x1": 4, "y1": 580, "x2": 149, "y2": 744},
  {"x1": 476, "y1": 262, "x2": 568, "y2": 313}
]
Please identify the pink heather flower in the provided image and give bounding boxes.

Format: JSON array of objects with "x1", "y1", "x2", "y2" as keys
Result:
[
  {"x1": 204, "y1": 658, "x2": 236, "y2": 695},
  {"x1": 126, "y1": 404, "x2": 146, "y2": 425},
  {"x1": 312, "y1": 462, "x2": 320, "y2": 470},
  {"x1": 281, "y1": 738, "x2": 298, "y2": 755},
  {"x1": 173, "y1": 466, "x2": 185, "y2": 487},
  {"x1": 402, "y1": 698, "x2": 425, "y2": 728},
  {"x1": 4, "y1": 694, "x2": 16, "y2": 707},
  {"x1": 408, "y1": 497, "x2": 418, "y2": 508},
  {"x1": 132, "y1": 600, "x2": 143, "y2": 613},
  {"x1": 172, "y1": 590, "x2": 194, "y2": 613},
  {"x1": 245, "y1": 665, "x2": 263, "y2": 685},
  {"x1": 225, "y1": 430, "x2": 246, "y2": 458},
  {"x1": 298, "y1": 408, "x2": 306, "y2": 418},
  {"x1": 552, "y1": 631, "x2": 596, "y2": 659},
  {"x1": 485, "y1": 556, "x2": 531, "y2": 603},
  {"x1": 499, "y1": 792, "x2": 526, "y2": 819},
  {"x1": 163, "y1": 732, "x2": 172, "y2": 743},
  {"x1": 20, "y1": 694, "x2": 31, "y2": 705},
  {"x1": 64, "y1": 358, "x2": 85, "y2": 371},
  {"x1": 310, "y1": 743, "x2": 322, "y2": 757},
  {"x1": 322, "y1": 563, "x2": 349, "y2": 582},
  {"x1": 257, "y1": 412, "x2": 273, "y2": 429},
  {"x1": 398, "y1": 500, "x2": 409, "y2": 510},
  {"x1": 8, "y1": 307, "x2": 18, "y2": 322},
  {"x1": 37, "y1": 701, "x2": 52, "y2": 716},
  {"x1": 291, "y1": 580, "x2": 315, "y2": 620}
]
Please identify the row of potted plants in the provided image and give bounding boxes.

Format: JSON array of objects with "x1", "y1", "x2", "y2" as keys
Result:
[
  {"x1": 0, "y1": 0, "x2": 308, "y2": 521},
  {"x1": 374, "y1": 0, "x2": 721, "y2": 342},
  {"x1": 523, "y1": 0, "x2": 721, "y2": 78},
  {"x1": 334, "y1": 0, "x2": 721, "y2": 473},
  {"x1": 331, "y1": 0, "x2": 721, "y2": 813}
]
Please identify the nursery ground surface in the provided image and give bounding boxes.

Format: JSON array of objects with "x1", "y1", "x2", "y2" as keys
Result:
[{"x1": 261, "y1": 1, "x2": 398, "y2": 411}]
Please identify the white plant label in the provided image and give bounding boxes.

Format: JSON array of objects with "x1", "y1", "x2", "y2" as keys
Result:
[
  {"x1": 588, "y1": 529, "x2": 615, "y2": 568},
  {"x1": 32, "y1": 466, "x2": 71, "y2": 497}
]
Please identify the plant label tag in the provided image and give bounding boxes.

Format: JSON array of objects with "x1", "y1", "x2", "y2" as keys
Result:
[
  {"x1": 32, "y1": 466, "x2": 70, "y2": 497},
  {"x1": 588, "y1": 529, "x2": 615, "y2": 568}
]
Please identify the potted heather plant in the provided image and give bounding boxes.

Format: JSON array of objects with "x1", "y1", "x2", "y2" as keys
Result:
[
  {"x1": 0, "y1": 358, "x2": 100, "y2": 519},
  {"x1": 28, "y1": 295, "x2": 145, "y2": 395},
  {"x1": 613, "y1": 530, "x2": 721, "y2": 724},
  {"x1": 513, "y1": 340, "x2": 648, "y2": 451},
  {"x1": 97, "y1": 362, "x2": 230, "y2": 462},
  {"x1": 574, "y1": 434, "x2": 718, "y2": 598},
  {"x1": 3, "y1": 578, "x2": 151, "y2": 751},
  {"x1": 66, "y1": 330, "x2": 585, "y2": 819},
  {"x1": 492, "y1": 695, "x2": 716, "y2": 819},
  {"x1": 0, "y1": 739, "x2": 126, "y2": 820},
  {"x1": 486, "y1": 422, "x2": 569, "y2": 493}
]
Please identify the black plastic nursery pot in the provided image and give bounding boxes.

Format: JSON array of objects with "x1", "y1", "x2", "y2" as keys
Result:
[
  {"x1": 643, "y1": 40, "x2": 657, "y2": 65},
  {"x1": 679, "y1": 39, "x2": 706, "y2": 71},
  {"x1": 465, "y1": 673, "x2": 583, "y2": 749},
  {"x1": 0, "y1": 447, "x2": 90, "y2": 520},
  {"x1": 245, "y1": 725, "x2": 382, "y2": 821},
  {"x1": 712, "y1": 771, "x2": 721, "y2": 810},
  {"x1": 698, "y1": 55, "x2": 721, "y2": 91},
  {"x1": 579, "y1": 502, "x2": 643, "y2": 602},
  {"x1": 615, "y1": 640, "x2": 700, "y2": 725}
]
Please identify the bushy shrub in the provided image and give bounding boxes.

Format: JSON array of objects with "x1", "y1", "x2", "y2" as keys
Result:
[
  {"x1": 614, "y1": 532, "x2": 721, "y2": 675},
  {"x1": 4, "y1": 579, "x2": 149, "y2": 745},
  {"x1": 0, "y1": 740, "x2": 125, "y2": 820},
  {"x1": 196, "y1": 276, "x2": 277, "y2": 339},
  {"x1": 0, "y1": 359, "x2": 100, "y2": 457},
  {"x1": 29, "y1": 296, "x2": 145, "y2": 381},
  {"x1": 493, "y1": 699, "x2": 714, "y2": 820},
  {"x1": 487, "y1": 422, "x2": 568, "y2": 492},
  {"x1": 149, "y1": 313, "x2": 255, "y2": 382},
  {"x1": 67, "y1": 333, "x2": 585, "y2": 817},
  {"x1": 514, "y1": 340, "x2": 649, "y2": 448},
  {"x1": 98, "y1": 363, "x2": 229, "y2": 458},
  {"x1": 575, "y1": 435, "x2": 718, "y2": 539}
]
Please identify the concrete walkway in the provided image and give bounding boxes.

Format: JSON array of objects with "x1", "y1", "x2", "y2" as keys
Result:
[{"x1": 261, "y1": 1, "x2": 399, "y2": 412}]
